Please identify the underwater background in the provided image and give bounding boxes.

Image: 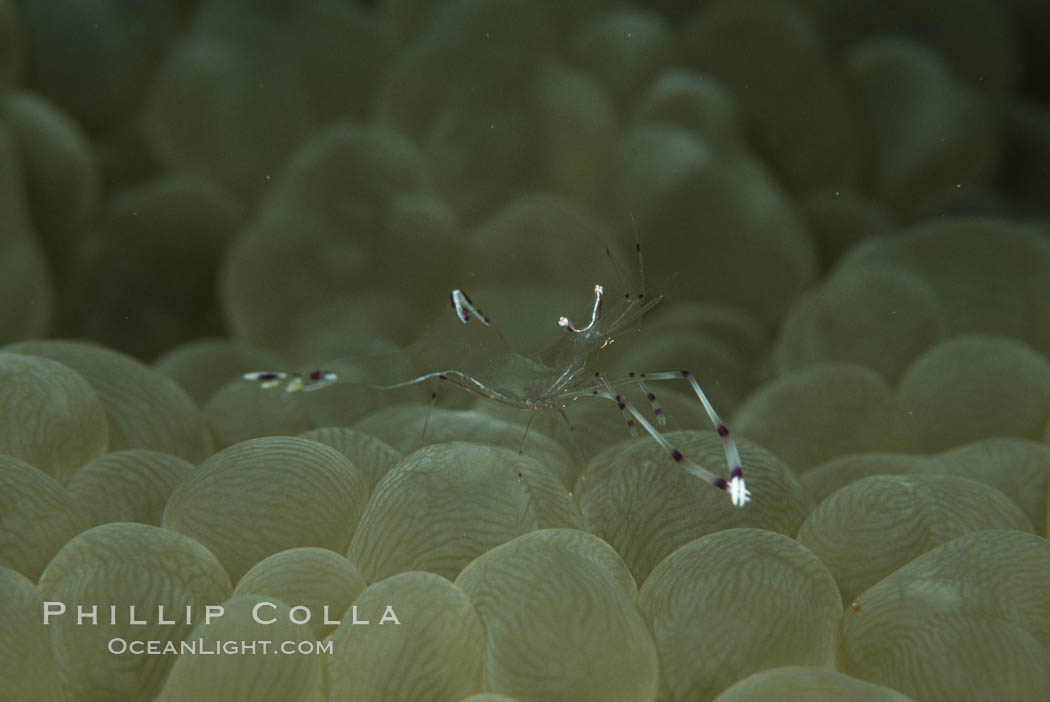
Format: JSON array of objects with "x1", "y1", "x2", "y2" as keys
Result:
[{"x1": 2, "y1": 0, "x2": 1050, "y2": 700}]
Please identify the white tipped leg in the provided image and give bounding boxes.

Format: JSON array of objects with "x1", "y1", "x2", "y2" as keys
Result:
[
  {"x1": 450, "y1": 289, "x2": 491, "y2": 325},
  {"x1": 620, "y1": 369, "x2": 750, "y2": 508},
  {"x1": 591, "y1": 382, "x2": 746, "y2": 506},
  {"x1": 243, "y1": 370, "x2": 338, "y2": 392},
  {"x1": 242, "y1": 371, "x2": 287, "y2": 389}
]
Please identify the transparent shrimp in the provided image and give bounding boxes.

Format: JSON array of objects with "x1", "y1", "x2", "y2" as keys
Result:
[{"x1": 244, "y1": 265, "x2": 750, "y2": 508}]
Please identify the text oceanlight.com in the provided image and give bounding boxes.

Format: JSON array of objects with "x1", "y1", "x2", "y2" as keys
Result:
[{"x1": 107, "y1": 638, "x2": 333, "y2": 656}]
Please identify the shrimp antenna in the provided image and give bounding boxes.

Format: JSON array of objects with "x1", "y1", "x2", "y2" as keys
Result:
[{"x1": 629, "y1": 210, "x2": 647, "y2": 301}]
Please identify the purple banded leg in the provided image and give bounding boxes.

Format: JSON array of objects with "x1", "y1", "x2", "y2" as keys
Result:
[
  {"x1": 628, "y1": 372, "x2": 666, "y2": 426},
  {"x1": 637, "y1": 370, "x2": 749, "y2": 507},
  {"x1": 450, "y1": 289, "x2": 491, "y2": 325},
  {"x1": 243, "y1": 369, "x2": 338, "y2": 392},
  {"x1": 591, "y1": 372, "x2": 639, "y2": 436},
  {"x1": 591, "y1": 379, "x2": 746, "y2": 507}
]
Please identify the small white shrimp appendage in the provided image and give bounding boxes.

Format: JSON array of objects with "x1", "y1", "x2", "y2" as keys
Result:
[
  {"x1": 450, "y1": 289, "x2": 490, "y2": 326},
  {"x1": 242, "y1": 370, "x2": 337, "y2": 392},
  {"x1": 729, "y1": 475, "x2": 751, "y2": 507}
]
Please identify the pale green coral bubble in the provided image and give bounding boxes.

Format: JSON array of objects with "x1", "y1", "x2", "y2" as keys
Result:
[
  {"x1": 67, "y1": 449, "x2": 193, "y2": 528},
  {"x1": 713, "y1": 666, "x2": 916, "y2": 702},
  {"x1": 355, "y1": 405, "x2": 576, "y2": 487},
  {"x1": 326, "y1": 571, "x2": 485, "y2": 702},
  {"x1": 233, "y1": 547, "x2": 366, "y2": 639},
  {"x1": 298, "y1": 426, "x2": 403, "y2": 489},
  {"x1": 0, "y1": 351, "x2": 108, "y2": 484},
  {"x1": 4, "y1": 339, "x2": 214, "y2": 462},
  {"x1": 349, "y1": 442, "x2": 581, "y2": 582},
  {"x1": 732, "y1": 362, "x2": 912, "y2": 471},
  {"x1": 638, "y1": 529, "x2": 842, "y2": 702},
  {"x1": 0, "y1": 567, "x2": 64, "y2": 702},
  {"x1": 156, "y1": 595, "x2": 323, "y2": 702},
  {"x1": 456, "y1": 528, "x2": 658, "y2": 702},
  {"x1": 0, "y1": 456, "x2": 83, "y2": 581},
  {"x1": 164, "y1": 436, "x2": 370, "y2": 583},
  {"x1": 577, "y1": 430, "x2": 810, "y2": 584},
  {"x1": 39, "y1": 522, "x2": 232, "y2": 702},
  {"x1": 798, "y1": 474, "x2": 1033, "y2": 603},
  {"x1": 153, "y1": 337, "x2": 282, "y2": 407},
  {"x1": 842, "y1": 530, "x2": 1050, "y2": 702},
  {"x1": 896, "y1": 334, "x2": 1050, "y2": 453}
]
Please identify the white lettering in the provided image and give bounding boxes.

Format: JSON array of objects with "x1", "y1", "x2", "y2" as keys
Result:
[
  {"x1": 42, "y1": 601, "x2": 65, "y2": 624},
  {"x1": 128, "y1": 606, "x2": 146, "y2": 625},
  {"x1": 204, "y1": 605, "x2": 224, "y2": 625},
  {"x1": 157, "y1": 606, "x2": 175, "y2": 625},
  {"x1": 288, "y1": 605, "x2": 311, "y2": 625},
  {"x1": 253, "y1": 601, "x2": 277, "y2": 625},
  {"x1": 77, "y1": 605, "x2": 98, "y2": 625},
  {"x1": 379, "y1": 606, "x2": 400, "y2": 625}
]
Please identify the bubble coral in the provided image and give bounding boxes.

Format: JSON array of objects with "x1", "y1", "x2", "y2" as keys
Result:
[
  {"x1": 17, "y1": 0, "x2": 183, "y2": 131},
  {"x1": 354, "y1": 405, "x2": 575, "y2": 488},
  {"x1": 0, "y1": 455, "x2": 83, "y2": 581},
  {"x1": 0, "y1": 123, "x2": 53, "y2": 343},
  {"x1": 895, "y1": 334, "x2": 1050, "y2": 453},
  {"x1": 220, "y1": 122, "x2": 442, "y2": 353},
  {"x1": 164, "y1": 436, "x2": 370, "y2": 583},
  {"x1": 153, "y1": 337, "x2": 282, "y2": 407},
  {"x1": 679, "y1": 1, "x2": 862, "y2": 193},
  {"x1": 0, "y1": 350, "x2": 108, "y2": 484},
  {"x1": 0, "y1": 566, "x2": 64, "y2": 702},
  {"x1": 926, "y1": 437, "x2": 1050, "y2": 535},
  {"x1": 4, "y1": 339, "x2": 213, "y2": 462},
  {"x1": 797, "y1": 474, "x2": 1033, "y2": 603},
  {"x1": 1, "y1": 90, "x2": 100, "y2": 267},
  {"x1": 204, "y1": 374, "x2": 384, "y2": 449},
  {"x1": 800, "y1": 452, "x2": 931, "y2": 505},
  {"x1": 455, "y1": 528, "x2": 658, "y2": 702},
  {"x1": 62, "y1": 173, "x2": 240, "y2": 359},
  {"x1": 325, "y1": 571, "x2": 485, "y2": 702},
  {"x1": 843, "y1": 36, "x2": 998, "y2": 218},
  {"x1": 155, "y1": 595, "x2": 322, "y2": 702},
  {"x1": 773, "y1": 265, "x2": 947, "y2": 381},
  {"x1": 66, "y1": 449, "x2": 195, "y2": 528},
  {"x1": 605, "y1": 123, "x2": 817, "y2": 325},
  {"x1": 298, "y1": 426, "x2": 403, "y2": 490},
  {"x1": 349, "y1": 441, "x2": 582, "y2": 582},
  {"x1": 0, "y1": 0, "x2": 23, "y2": 89},
  {"x1": 569, "y1": 6, "x2": 672, "y2": 110},
  {"x1": 39, "y1": 522, "x2": 232, "y2": 702},
  {"x1": 638, "y1": 528, "x2": 842, "y2": 701},
  {"x1": 732, "y1": 362, "x2": 910, "y2": 471},
  {"x1": 712, "y1": 665, "x2": 915, "y2": 702},
  {"x1": 576, "y1": 430, "x2": 809, "y2": 584},
  {"x1": 233, "y1": 546, "x2": 366, "y2": 639},
  {"x1": 841, "y1": 530, "x2": 1050, "y2": 702},
  {"x1": 837, "y1": 219, "x2": 1050, "y2": 357}
]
